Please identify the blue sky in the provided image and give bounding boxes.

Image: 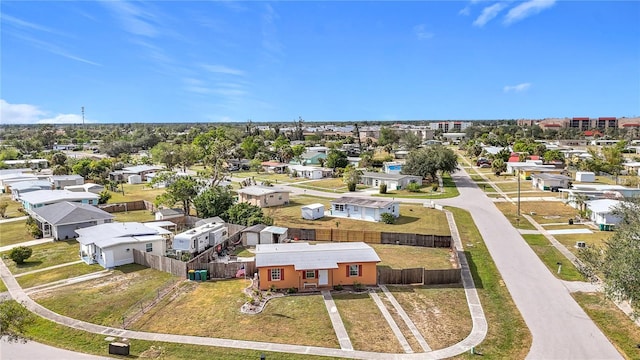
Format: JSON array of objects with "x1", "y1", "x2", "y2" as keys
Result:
[{"x1": 1, "y1": 1, "x2": 639, "y2": 124}]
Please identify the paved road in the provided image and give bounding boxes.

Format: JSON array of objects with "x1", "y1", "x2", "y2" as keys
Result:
[
  {"x1": 438, "y1": 168, "x2": 622, "y2": 360},
  {"x1": 1, "y1": 338, "x2": 113, "y2": 360}
]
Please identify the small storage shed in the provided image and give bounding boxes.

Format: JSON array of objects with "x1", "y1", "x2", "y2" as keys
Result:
[
  {"x1": 260, "y1": 226, "x2": 288, "y2": 244},
  {"x1": 575, "y1": 171, "x2": 595, "y2": 182},
  {"x1": 128, "y1": 175, "x2": 142, "y2": 184},
  {"x1": 242, "y1": 224, "x2": 267, "y2": 246},
  {"x1": 301, "y1": 203, "x2": 325, "y2": 220}
]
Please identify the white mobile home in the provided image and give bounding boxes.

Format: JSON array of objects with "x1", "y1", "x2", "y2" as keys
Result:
[
  {"x1": 172, "y1": 221, "x2": 229, "y2": 254},
  {"x1": 575, "y1": 171, "x2": 596, "y2": 182},
  {"x1": 76, "y1": 222, "x2": 170, "y2": 269}
]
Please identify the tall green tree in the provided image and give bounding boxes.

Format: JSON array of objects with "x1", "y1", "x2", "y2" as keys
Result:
[
  {"x1": 326, "y1": 149, "x2": 348, "y2": 170},
  {"x1": 224, "y1": 202, "x2": 273, "y2": 226},
  {"x1": 193, "y1": 186, "x2": 235, "y2": 218},
  {"x1": 402, "y1": 146, "x2": 458, "y2": 181},
  {"x1": 150, "y1": 142, "x2": 179, "y2": 170},
  {"x1": 491, "y1": 158, "x2": 507, "y2": 175},
  {"x1": 154, "y1": 175, "x2": 202, "y2": 215},
  {"x1": 342, "y1": 165, "x2": 362, "y2": 191},
  {"x1": 193, "y1": 128, "x2": 234, "y2": 186},
  {"x1": 0, "y1": 300, "x2": 35, "y2": 343},
  {"x1": 401, "y1": 131, "x2": 421, "y2": 150},
  {"x1": 578, "y1": 199, "x2": 640, "y2": 315},
  {"x1": 378, "y1": 127, "x2": 399, "y2": 147}
]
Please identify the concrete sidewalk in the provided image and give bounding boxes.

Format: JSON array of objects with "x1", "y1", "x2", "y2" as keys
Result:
[
  {"x1": 14, "y1": 260, "x2": 84, "y2": 278},
  {"x1": 0, "y1": 238, "x2": 54, "y2": 253},
  {"x1": 0, "y1": 216, "x2": 28, "y2": 224},
  {"x1": 321, "y1": 290, "x2": 353, "y2": 351},
  {"x1": 379, "y1": 285, "x2": 431, "y2": 352}
]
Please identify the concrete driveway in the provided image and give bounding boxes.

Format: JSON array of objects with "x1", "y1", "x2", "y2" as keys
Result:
[{"x1": 438, "y1": 168, "x2": 621, "y2": 359}]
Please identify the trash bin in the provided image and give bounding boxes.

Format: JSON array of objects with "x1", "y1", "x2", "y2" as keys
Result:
[
  {"x1": 194, "y1": 270, "x2": 201, "y2": 281},
  {"x1": 201, "y1": 269, "x2": 208, "y2": 281},
  {"x1": 568, "y1": 219, "x2": 574, "y2": 225},
  {"x1": 109, "y1": 342, "x2": 130, "y2": 356},
  {"x1": 599, "y1": 224, "x2": 605, "y2": 231},
  {"x1": 188, "y1": 270, "x2": 195, "y2": 281}
]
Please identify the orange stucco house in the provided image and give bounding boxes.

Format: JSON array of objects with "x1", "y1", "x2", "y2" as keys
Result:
[{"x1": 255, "y1": 242, "x2": 381, "y2": 291}]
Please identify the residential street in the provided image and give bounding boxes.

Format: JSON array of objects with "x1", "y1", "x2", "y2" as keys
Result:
[{"x1": 438, "y1": 168, "x2": 622, "y2": 359}]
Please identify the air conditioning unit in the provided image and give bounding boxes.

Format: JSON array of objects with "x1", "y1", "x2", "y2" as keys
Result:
[{"x1": 576, "y1": 241, "x2": 586, "y2": 248}]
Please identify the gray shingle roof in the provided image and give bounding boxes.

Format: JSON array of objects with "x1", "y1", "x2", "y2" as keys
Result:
[{"x1": 32, "y1": 201, "x2": 114, "y2": 226}]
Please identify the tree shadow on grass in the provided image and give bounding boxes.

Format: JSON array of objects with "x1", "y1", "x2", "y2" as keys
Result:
[
  {"x1": 16, "y1": 260, "x2": 43, "y2": 269},
  {"x1": 394, "y1": 216, "x2": 420, "y2": 225}
]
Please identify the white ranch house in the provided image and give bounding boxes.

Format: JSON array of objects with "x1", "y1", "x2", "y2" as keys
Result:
[{"x1": 330, "y1": 196, "x2": 399, "y2": 222}]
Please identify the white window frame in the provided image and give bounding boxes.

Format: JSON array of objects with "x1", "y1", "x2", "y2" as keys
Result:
[
  {"x1": 349, "y1": 264, "x2": 359, "y2": 277},
  {"x1": 305, "y1": 270, "x2": 316, "y2": 279},
  {"x1": 271, "y1": 268, "x2": 282, "y2": 281},
  {"x1": 145, "y1": 243, "x2": 153, "y2": 253},
  {"x1": 335, "y1": 204, "x2": 344, "y2": 212}
]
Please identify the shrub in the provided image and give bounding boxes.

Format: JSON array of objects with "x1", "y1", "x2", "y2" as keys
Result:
[
  {"x1": 333, "y1": 284, "x2": 343, "y2": 291},
  {"x1": 287, "y1": 287, "x2": 298, "y2": 294},
  {"x1": 269, "y1": 284, "x2": 277, "y2": 292},
  {"x1": 379, "y1": 184, "x2": 387, "y2": 194},
  {"x1": 380, "y1": 212, "x2": 395, "y2": 224},
  {"x1": 9, "y1": 246, "x2": 32, "y2": 264},
  {"x1": 407, "y1": 182, "x2": 421, "y2": 192},
  {"x1": 353, "y1": 281, "x2": 365, "y2": 292},
  {"x1": 98, "y1": 190, "x2": 112, "y2": 204},
  {"x1": 25, "y1": 217, "x2": 42, "y2": 238},
  {"x1": 347, "y1": 183, "x2": 356, "y2": 192},
  {"x1": 431, "y1": 184, "x2": 439, "y2": 192}
]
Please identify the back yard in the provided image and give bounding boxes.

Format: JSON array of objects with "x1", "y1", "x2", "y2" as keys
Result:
[
  {"x1": 0, "y1": 219, "x2": 32, "y2": 246},
  {"x1": 272, "y1": 195, "x2": 450, "y2": 236}
]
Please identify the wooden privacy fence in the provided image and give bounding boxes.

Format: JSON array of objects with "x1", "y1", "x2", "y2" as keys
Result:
[
  {"x1": 99, "y1": 200, "x2": 149, "y2": 213},
  {"x1": 377, "y1": 266, "x2": 461, "y2": 285},
  {"x1": 287, "y1": 227, "x2": 451, "y2": 248},
  {"x1": 187, "y1": 261, "x2": 257, "y2": 279},
  {"x1": 133, "y1": 249, "x2": 186, "y2": 278}
]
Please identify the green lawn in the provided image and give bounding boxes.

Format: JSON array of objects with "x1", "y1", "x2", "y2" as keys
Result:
[
  {"x1": 0, "y1": 277, "x2": 7, "y2": 292},
  {"x1": 493, "y1": 202, "x2": 537, "y2": 230},
  {"x1": 0, "y1": 219, "x2": 33, "y2": 246},
  {"x1": 133, "y1": 279, "x2": 339, "y2": 348},
  {"x1": 447, "y1": 207, "x2": 531, "y2": 359},
  {"x1": 0, "y1": 194, "x2": 24, "y2": 218},
  {"x1": 232, "y1": 170, "x2": 308, "y2": 184},
  {"x1": 107, "y1": 183, "x2": 166, "y2": 203},
  {"x1": 521, "y1": 235, "x2": 585, "y2": 281},
  {"x1": 333, "y1": 292, "x2": 404, "y2": 353},
  {"x1": 16, "y1": 262, "x2": 103, "y2": 289},
  {"x1": 21, "y1": 311, "x2": 340, "y2": 360},
  {"x1": 573, "y1": 292, "x2": 640, "y2": 360},
  {"x1": 33, "y1": 264, "x2": 177, "y2": 327},
  {"x1": 2, "y1": 240, "x2": 79, "y2": 274},
  {"x1": 554, "y1": 231, "x2": 614, "y2": 257},
  {"x1": 272, "y1": 195, "x2": 451, "y2": 235},
  {"x1": 371, "y1": 243, "x2": 455, "y2": 269},
  {"x1": 112, "y1": 209, "x2": 156, "y2": 222},
  {"x1": 374, "y1": 174, "x2": 460, "y2": 199}
]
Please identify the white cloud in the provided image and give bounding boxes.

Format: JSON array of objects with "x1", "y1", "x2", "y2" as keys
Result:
[
  {"x1": 101, "y1": 0, "x2": 159, "y2": 37},
  {"x1": 261, "y1": 4, "x2": 283, "y2": 61},
  {"x1": 459, "y1": 7, "x2": 471, "y2": 16},
  {"x1": 201, "y1": 64, "x2": 246, "y2": 76},
  {"x1": 503, "y1": 83, "x2": 531, "y2": 93},
  {"x1": 473, "y1": 3, "x2": 507, "y2": 27},
  {"x1": 504, "y1": 0, "x2": 556, "y2": 25},
  {"x1": 0, "y1": 99, "x2": 91, "y2": 124},
  {"x1": 413, "y1": 24, "x2": 434, "y2": 40}
]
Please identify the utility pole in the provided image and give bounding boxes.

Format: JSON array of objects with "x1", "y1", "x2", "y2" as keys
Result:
[
  {"x1": 517, "y1": 169, "x2": 521, "y2": 217},
  {"x1": 81, "y1": 106, "x2": 85, "y2": 127}
]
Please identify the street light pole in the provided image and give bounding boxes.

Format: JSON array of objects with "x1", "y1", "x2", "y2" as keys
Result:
[{"x1": 517, "y1": 169, "x2": 521, "y2": 218}]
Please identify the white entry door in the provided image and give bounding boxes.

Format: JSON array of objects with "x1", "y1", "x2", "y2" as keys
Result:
[{"x1": 318, "y1": 270, "x2": 329, "y2": 286}]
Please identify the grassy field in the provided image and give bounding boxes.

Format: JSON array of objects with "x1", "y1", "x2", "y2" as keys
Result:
[
  {"x1": 387, "y1": 285, "x2": 471, "y2": 350},
  {"x1": 447, "y1": 207, "x2": 531, "y2": 359},
  {"x1": 2, "y1": 240, "x2": 79, "y2": 275},
  {"x1": 332, "y1": 292, "x2": 404, "y2": 353},
  {"x1": 20, "y1": 312, "x2": 340, "y2": 360},
  {"x1": 0, "y1": 194, "x2": 24, "y2": 218},
  {"x1": 0, "y1": 277, "x2": 7, "y2": 292},
  {"x1": 133, "y1": 279, "x2": 339, "y2": 348},
  {"x1": 16, "y1": 262, "x2": 103, "y2": 289},
  {"x1": 573, "y1": 292, "x2": 640, "y2": 360},
  {"x1": 107, "y1": 183, "x2": 165, "y2": 203},
  {"x1": 553, "y1": 231, "x2": 614, "y2": 257},
  {"x1": 0, "y1": 219, "x2": 33, "y2": 246},
  {"x1": 374, "y1": 175, "x2": 460, "y2": 200},
  {"x1": 272, "y1": 196, "x2": 451, "y2": 235},
  {"x1": 33, "y1": 264, "x2": 177, "y2": 327},
  {"x1": 521, "y1": 235, "x2": 585, "y2": 281},
  {"x1": 492, "y1": 202, "x2": 537, "y2": 230},
  {"x1": 371, "y1": 244, "x2": 455, "y2": 269},
  {"x1": 233, "y1": 170, "x2": 309, "y2": 184},
  {"x1": 112, "y1": 209, "x2": 156, "y2": 222}
]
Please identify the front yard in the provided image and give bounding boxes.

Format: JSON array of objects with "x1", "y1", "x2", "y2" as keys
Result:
[
  {"x1": 2, "y1": 240, "x2": 80, "y2": 275},
  {"x1": 0, "y1": 219, "x2": 32, "y2": 246},
  {"x1": 371, "y1": 244, "x2": 455, "y2": 269},
  {"x1": 132, "y1": 279, "x2": 339, "y2": 348},
  {"x1": 107, "y1": 183, "x2": 166, "y2": 203}
]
